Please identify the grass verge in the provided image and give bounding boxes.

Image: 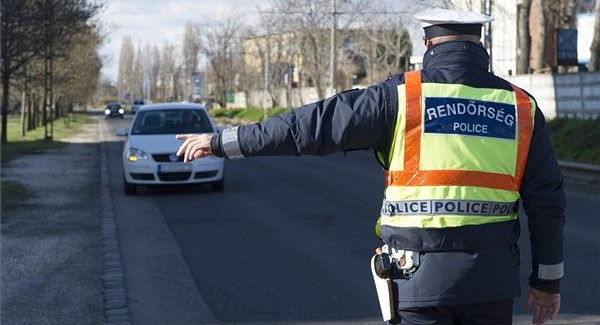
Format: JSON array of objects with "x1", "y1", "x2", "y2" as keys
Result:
[
  {"x1": 1, "y1": 113, "x2": 92, "y2": 163},
  {"x1": 1, "y1": 113, "x2": 93, "y2": 213}
]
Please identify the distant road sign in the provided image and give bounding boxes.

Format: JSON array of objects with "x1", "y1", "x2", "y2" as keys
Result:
[{"x1": 556, "y1": 29, "x2": 578, "y2": 66}]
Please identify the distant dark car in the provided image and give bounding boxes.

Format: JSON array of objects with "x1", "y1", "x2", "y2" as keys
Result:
[{"x1": 105, "y1": 103, "x2": 124, "y2": 119}]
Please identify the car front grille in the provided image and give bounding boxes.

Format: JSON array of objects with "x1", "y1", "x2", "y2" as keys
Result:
[
  {"x1": 130, "y1": 173, "x2": 155, "y2": 180},
  {"x1": 158, "y1": 172, "x2": 191, "y2": 181},
  {"x1": 152, "y1": 153, "x2": 184, "y2": 162},
  {"x1": 194, "y1": 171, "x2": 218, "y2": 179}
]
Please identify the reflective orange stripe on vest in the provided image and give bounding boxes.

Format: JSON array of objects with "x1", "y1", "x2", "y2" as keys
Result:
[{"x1": 384, "y1": 71, "x2": 533, "y2": 191}]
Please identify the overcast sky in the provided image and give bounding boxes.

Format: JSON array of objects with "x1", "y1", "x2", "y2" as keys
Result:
[
  {"x1": 98, "y1": 0, "x2": 271, "y2": 81},
  {"x1": 98, "y1": 0, "x2": 427, "y2": 82}
]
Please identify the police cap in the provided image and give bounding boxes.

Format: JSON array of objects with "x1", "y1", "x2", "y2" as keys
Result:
[{"x1": 413, "y1": 8, "x2": 493, "y2": 39}]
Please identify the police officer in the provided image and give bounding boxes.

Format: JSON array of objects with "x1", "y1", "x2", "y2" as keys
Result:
[{"x1": 176, "y1": 8, "x2": 565, "y2": 325}]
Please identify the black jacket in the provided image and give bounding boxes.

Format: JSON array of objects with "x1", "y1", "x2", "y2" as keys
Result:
[{"x1": 211, "y1": 41, "x2": 566, "y2": 306}]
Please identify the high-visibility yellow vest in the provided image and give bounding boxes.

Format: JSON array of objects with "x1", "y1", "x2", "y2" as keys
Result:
[{"x1": 377, "y1": 71, "x2": 535, "y2": 251}]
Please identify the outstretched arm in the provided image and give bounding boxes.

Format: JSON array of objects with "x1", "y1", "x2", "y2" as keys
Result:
[{"x1": 177, "y1": 83, "x2": 395, "y2": 161}]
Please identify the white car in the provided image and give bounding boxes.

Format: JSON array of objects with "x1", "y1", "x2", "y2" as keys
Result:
[{"x1": 122, "y1": 103, "x2": 224, "y2": 195}]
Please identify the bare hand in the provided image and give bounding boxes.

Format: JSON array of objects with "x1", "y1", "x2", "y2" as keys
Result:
[
  {"x1": 525, "y1": 287, "x2": 561, "y2": 325},
  {"x1": 175, "y1": 134, "x2": 213, "y2": 162}
]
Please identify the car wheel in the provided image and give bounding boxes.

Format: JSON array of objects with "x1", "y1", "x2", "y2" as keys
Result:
[
  {"x1": 124, "y1": 178, "x2": 137, "y2": 195},
  {"x1": 211, "y1": 177, "x2": 224, "y2": 192}
]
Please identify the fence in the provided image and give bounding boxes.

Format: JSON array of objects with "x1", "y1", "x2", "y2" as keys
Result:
[
  {"x1": 234, "y1": 88, "x2": 322, "y2": 109},
  {"x1": 506, "y1": 71, "x2": 600, "y2": 120}
]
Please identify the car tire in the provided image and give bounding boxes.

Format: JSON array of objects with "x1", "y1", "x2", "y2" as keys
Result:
[
  {"x1": 124, "y1": 178, "x2": 137, "y2": 195},
  {"x1": 211, "y1": 177, "x2": 224, "y2": 192}
]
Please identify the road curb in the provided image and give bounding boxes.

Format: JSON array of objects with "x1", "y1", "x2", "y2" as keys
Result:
[
  {"x1": 99, "y1": 119, "x2": 131, "y2": 325},
  {"x1": 559, "y1": 160, "x2": 600, "y2": 172},
  {"x1": 558, "y1": 160, "x2": 600, "y2": 185}
]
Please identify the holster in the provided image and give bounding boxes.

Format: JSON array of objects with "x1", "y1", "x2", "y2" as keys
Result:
[{"x1": 370, "y1": 254, "x2": 396, "y2": 322}]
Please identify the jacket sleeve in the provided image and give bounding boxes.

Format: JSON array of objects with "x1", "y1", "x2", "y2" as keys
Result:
[
  {"x1": 213, "y1": 83, "x2": 395, "y2": 159},
  {"x1": 519, "y1": 107, "x2": 566, "y2": 294}
]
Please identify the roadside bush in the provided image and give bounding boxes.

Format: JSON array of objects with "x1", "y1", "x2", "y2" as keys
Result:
[
  {"x1": 209, "y1": 107, "x2": 291, "y2": 122},
  {"x1": 210, "y1": 108, "x2": 244, "y2": 118},
  {"x1": 546, "y1": 117, "x2": 600, "y2": 164}
]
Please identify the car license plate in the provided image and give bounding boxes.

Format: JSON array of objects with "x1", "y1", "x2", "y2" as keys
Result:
[{"x1": 157, "y1": 163, "x2": 192, "y2": 173}]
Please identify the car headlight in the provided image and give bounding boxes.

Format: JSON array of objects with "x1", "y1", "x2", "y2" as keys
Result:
[
  {"x1": 126, "y1": 147, "x2": 149, "y2": 162},
  {"x1": 104, "y1": 109, "x2": 110, "y2": 115},
  {"x1": 118, "y1": 109, "x2": 124, "y2": 114}
]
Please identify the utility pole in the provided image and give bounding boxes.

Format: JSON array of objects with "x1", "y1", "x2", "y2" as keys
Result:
[
  {"x1": 329, "y1": 0, "x2": 338, "y2": 95},
  {"x1": 264, "y1": 21, "x2": 271, "y2": 114},
  {"x1": 484, "y1": 0, "x2": 493, "y2": 73}
]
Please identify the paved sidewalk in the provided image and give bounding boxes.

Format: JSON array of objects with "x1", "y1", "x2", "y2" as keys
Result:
[{"x1": 1, "y1": 119, "x2": 104, "y2": 325}]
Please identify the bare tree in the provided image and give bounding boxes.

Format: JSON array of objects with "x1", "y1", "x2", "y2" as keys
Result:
[
  {"x1": 117, "y1": 36, "x2": 134, "y2": 101},
  {"x1": 182, "y1": 22, "x2": 201, "y2": 100},
  {"x1": 243, "y1": 13, "x2": 301, "y2": 106},
  {"x1": 132, "y1": 43, "x2": 144, "y2": 100},
  {"x1": 200, "y1": 14, "x2": 242, "y2": 106},
  {"x1": 516, "y1": 0, "x2": 533, "y2": 74},
  {"x1": 1, "y1": 0, "x2": 46, "y2": 141},
  {"x1": 272, "y1": 0, "x2": 329, "y2": 98},
  {"x1": 358, "y1": 15, "x2": 412, "y2": 84},
  {"x1": 267, "y1": 0, "x2": 370, "y2": 98},
  {"x1": 158, "y1": 43, "x2": 176, "y2": 101},
  {"x1": 1, "y1": 0, "x2": 102, "y2": 143},
  {"x1": 52, "y1": 23, "x2": 102, "y2": 115},
  {"x1": 149, "y1": 45, "x2": 160, "y2": 101}
]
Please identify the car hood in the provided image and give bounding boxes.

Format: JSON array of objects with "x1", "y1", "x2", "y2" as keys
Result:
[{"x1": 127, "y1": 134, "x2": 213, "y2": 154}]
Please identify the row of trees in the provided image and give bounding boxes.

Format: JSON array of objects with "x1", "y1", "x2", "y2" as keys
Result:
[
  {"x1": 110, "y1": 0, "x2": 415, "y2": 107},
  {"x1": 1, "y1": 0, "x2": 103, "y2": 144},
  {"x1": 111, "y1": 0, "x2": 599, "y2": 109}
]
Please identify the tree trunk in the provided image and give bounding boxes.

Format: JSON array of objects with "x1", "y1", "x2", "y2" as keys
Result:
[
  {"x1": 27, "y1": 93, "x2": 34, "y2": 131},
  {"x1": 590, "y1": 0, "x2": 600, "y2": 71},
  {"x1": 531, "y1": 0, "x2": 547, "y2": 72},
  {"x1": 1, "y1": 74, "x2": 10, "y2": 144},
  {"x1": 516, "y1": 0, "x2": 532, "y2": 74},
  {"x1": 20, "y1": 90, "x2": 26, "y2": 136}
]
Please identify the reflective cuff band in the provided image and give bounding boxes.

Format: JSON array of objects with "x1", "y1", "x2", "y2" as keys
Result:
[
  {"x1": 538, "y1": 262, "x2": 564, "y2": 280},
  {"x1": 221, "y1": 126, "x2": 244, "y2": 160},
  {"x1": 381, "y1": 199, "x2": 518, "y2": 216}
]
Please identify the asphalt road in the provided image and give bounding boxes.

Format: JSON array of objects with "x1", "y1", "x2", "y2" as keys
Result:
[{"x1": 102, "y1": 116, "x2": 600, "y2": 325}]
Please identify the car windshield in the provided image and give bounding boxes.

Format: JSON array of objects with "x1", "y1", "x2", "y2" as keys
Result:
[
  {"x1": 107, "y1": 104, "x2": 121, "y2": 110},
  {"x1": 131, "y1": 109, "x2": 214, "y2": 135}
]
